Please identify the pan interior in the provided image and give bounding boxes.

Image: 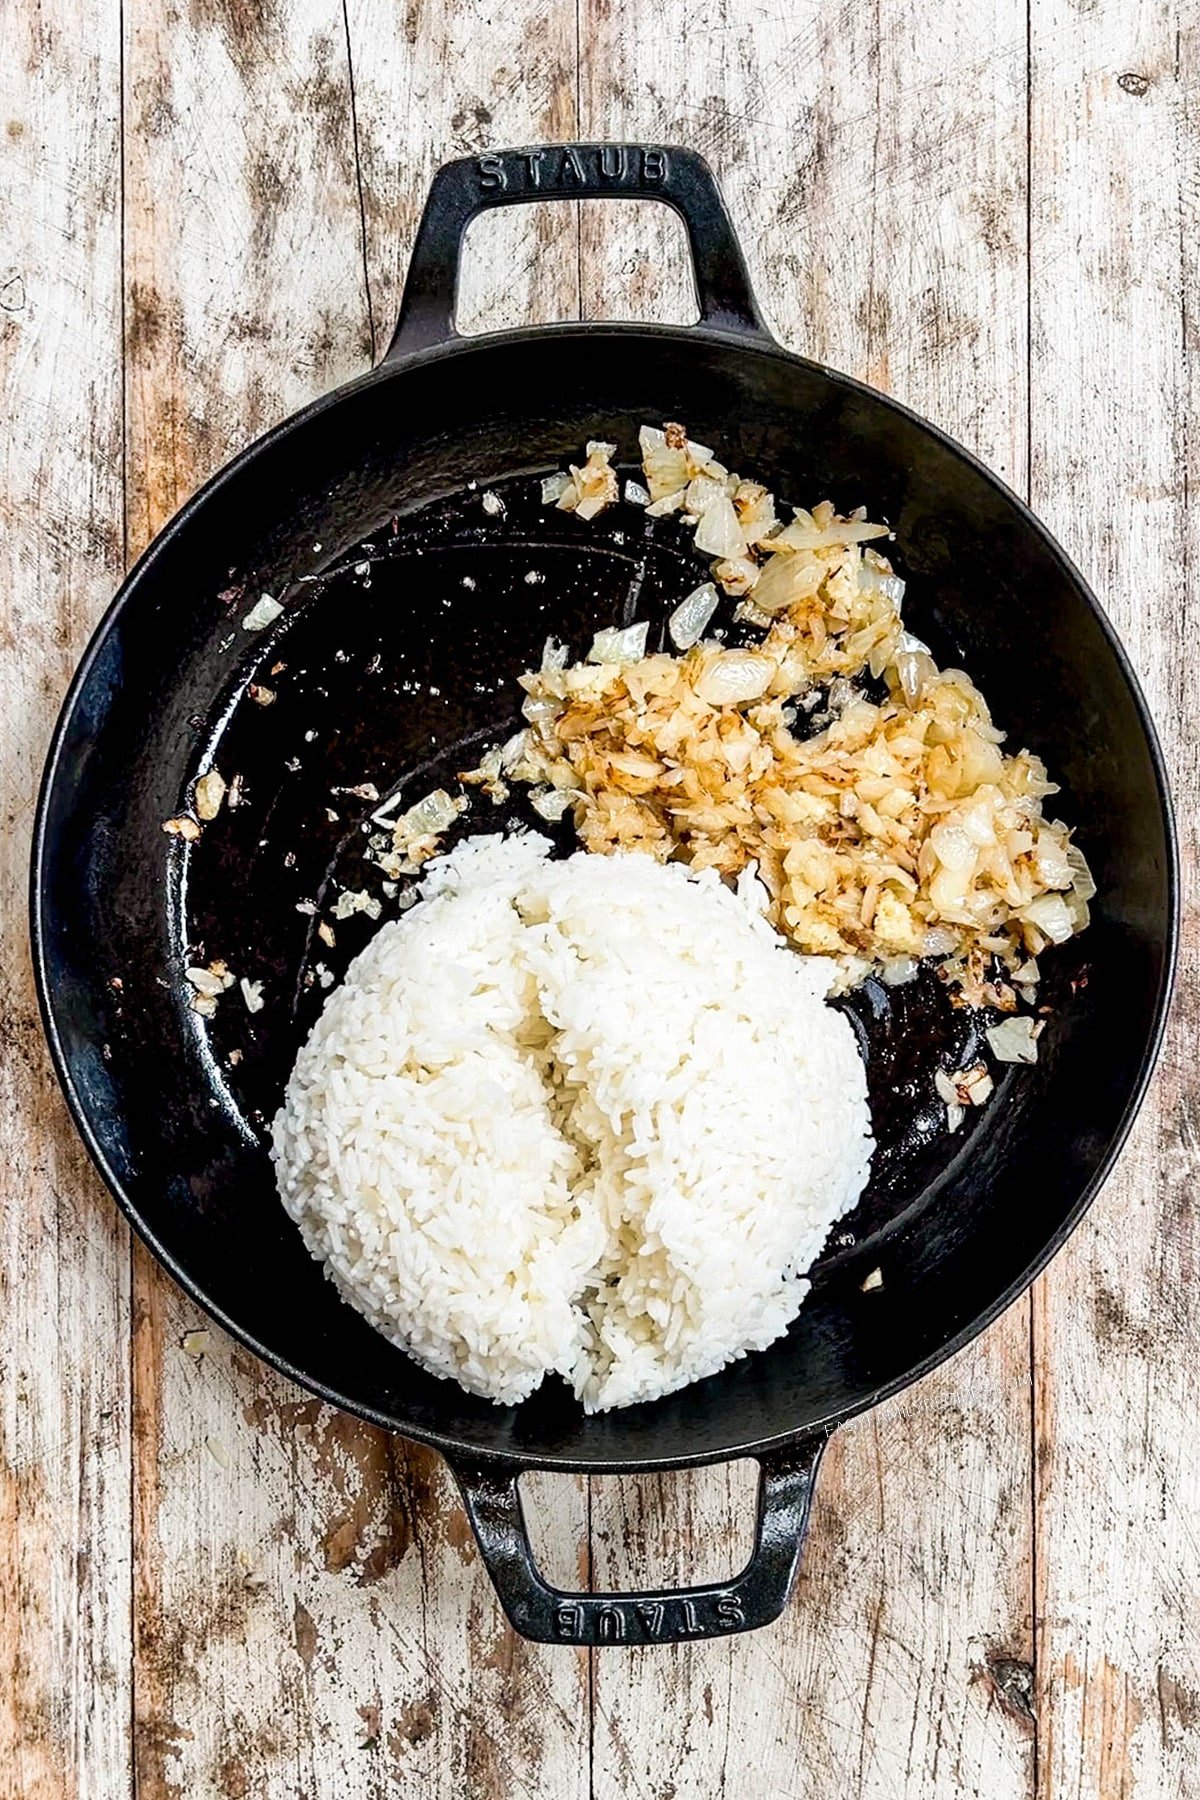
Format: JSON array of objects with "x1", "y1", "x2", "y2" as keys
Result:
[
  {"x1": 189, "y1": 473, "x2": 1050, "y2": 1264},
  {"x1": 36, "y1": 329, "x2": 1173, "y2": 1467}
]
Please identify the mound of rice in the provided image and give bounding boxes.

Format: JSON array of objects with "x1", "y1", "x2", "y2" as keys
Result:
[{"x1": 271, "y1": 834, "x2": 873, "y2": 1411}]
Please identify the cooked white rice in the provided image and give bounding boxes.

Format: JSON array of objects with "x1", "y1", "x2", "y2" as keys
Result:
[{"x1": 271, "y1": 833, "x2": 873, "y2": 1411}]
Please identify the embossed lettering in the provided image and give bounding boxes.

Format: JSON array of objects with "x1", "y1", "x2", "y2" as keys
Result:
[
  {"x1": 554, "y1": 1604, "x2": 581, "y2": 1639},
  {"x1": 680, "y1": 1599, "x2": 702, "y2": 1635},
  {"x1": 523, "y1": 150, "x2": 545, "y2": 187},
  {"x1": 636, "y1": 1602, "x2": 665, "y2": 1638},
  {"x1": 596, "y1": 1606, "x2": 625, "y2": 1642},
  {"x1": 477, "y1": 154, "x2": 506, "y2": 192},
  {"x1": 716, "y1": 1595, "x2": 745, "y2": 1629},
  {"x1": 600, "y1": 146, "x2": 627, "y2": 182},
  {"x1": 560, "y1": 147, "x2": 585, "y2": 185},
  {"x1": 642, "y1": 148, "x2": 669, "y2": 184}
]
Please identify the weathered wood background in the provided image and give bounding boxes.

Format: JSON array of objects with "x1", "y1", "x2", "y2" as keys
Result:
[{"x1": 3, "y1": 0, "x2": 1197, "y2": 1792}]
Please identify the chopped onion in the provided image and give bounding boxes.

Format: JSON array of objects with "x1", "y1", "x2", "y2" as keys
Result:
[
  {"x1": 185, "y1": 967, "x2": 225, "y2": 999},
  {"x1": 934, "y1": 1069, "x2": 959, "y2": 1106},
  {"x1": 394, "y1": 788, "x2": 464, "y2": 838},
  {"x1": 416, "y1": 790, "x2": 460, "y2": 832},
  {"x1": 587, "y1": 622, "x2": 649, "y2": 665},
  {"x1": 959, "y1": 799, "x2": 998, "y2": 847},
  {"x1": 694, "y1": 492, "x2": 748, "y2": 560},
  {"x1": 1067, "y1": 841, "x2": 1096, "y2": 902},
  {"x1": 1022, "y1": 891, "x2": 1075, "y2": 945},
  {"x1": 985, "y1": 1016, "x2": 1040, "y2": 1063},
  {"x1": 896, "y1": 630, "x2": 929, "y2": 655},
  {"x1": 624, "y1": 479, "x2": 650, "y2": 506},
  {"x1": 644, "y1": 487, "x2": 687, "y2": 517},
  {"x1": 683, "y1": 473, "x2": 727, "y2": 519},
  {"x1": 668, "y1": 582, "x2": 720, "y2": 650},
  {"x1": 508, "y1": 425, "x2": 1092, "y2": 998},
  {"x1": 945, "y1": 1102, "x2": 965, "y2": 1132},
  {"x1": 773, "y1": 513, "x2": 890, "y2": 550},
  {"x1": 694, "y1": 652, "x2": 775, "y2": 706},
  {"x1": 861, "y1": 563, "x2": 907, "y2": 605},
  {"x1": 745, "y1": 547, "x2": 823, "y2": 616},
  {"x1": 733, "y1": 595, "x2": 775, "y2": 630},
  {"x1": 892, "y1": 630, "x2": 937, "y2": 704},
  {"x1": 332, "y1": 887, "x2": 383, "y2": 921},
  {"x1": 522, "y1": 692, "x2": 559, "y2": 723},
  {"x1": 713, "y1": 556, "x2": 760, "y2": 596},
  {"x1": 930, "y1": 864, "x2": 971, "y2": 912},
  {"x1": 541, "y1": 636, "x2": 569, "y2": 671},
  {"x1": 961, "y1": 1066, "x2": 994, "y2": 1105},
  {"x1": 572, "y1": 478, "x2": 611, "y2": 522},
  {"x1": 930, "y1": 822, "x2": 976, "y2": 872},
  {"x1": 241, "y1": 595, "x2": 282, "y2": 631},
  {"x1": 194, "y1": 769, "x2": 226, "y2": 821},
  {"x1": 529, "y1": 786, "x2": 578, "y2": 822},
  {"x1": 638, "y1": 424, "x2": 692, "y2": 503},
  {"x1": 500, "y1": 730, "x2": 529, "y2": 772},
  {"x1": 1033, "y1": 827, "x2": 1073, "y2": 888},
  {"x1": 732, "y1": 481, "x2": 778, "y2": 545},
  {"x1": 409, "y1": 791, "x2": 457, "y2": 833},
  {"x1": 541, "y1": 471, "x2": 572, "y2": 505},
  {"x1": 937, "y1": 1062, "x2": 994, "y2": 1107},
  {"x1": 240, "y1": 977, "x2": 265, "y2": 1014}
]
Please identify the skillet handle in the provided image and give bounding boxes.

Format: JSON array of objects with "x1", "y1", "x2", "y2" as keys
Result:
[
  {"x1": 446, "y1": 1433, "x2": 828, "y2": 1645},
  {"x1": 385, "y1": 143, "x2": 769, "y2": 358}
]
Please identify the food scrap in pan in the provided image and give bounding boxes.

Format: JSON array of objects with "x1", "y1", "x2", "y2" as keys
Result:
[
  {"x1": 184, "y1": 958, "x2": 235, "y2": 1018},
  {"x1": 189, "y1": 425, "x2": 1088, "y2": 1144},
  {"x1": 369, "y1": 787, "x2": 470, "y2": 879},
  {"x1": 479, "y1": 421, "x2": 1093, "y2": 1010},
  {"x1": 194, "y1": 768, "x2": 226, "y2": 820},
  {"x1": 249, "y1": 426, "x2": 1100, "y2": 1412},
  {"x1": 542, "y1": 440, "x2": 620, "y2": 519}
]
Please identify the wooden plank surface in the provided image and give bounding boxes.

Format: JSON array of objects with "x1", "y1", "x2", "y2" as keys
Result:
[
  {"x1": 122, "y1": 2, "x2": 589, "y2": 1796},
  {"x1": 578, "y1": 7, "x2": 1037, "y2": 1797},
  {"x1": 0, "y1": 2, "x2": 132, "y2": 1796},
  {"x1": 4, "y1": 0, "x2": 1199, "y2": 1792},
  {"x1": 1029, "y1": 3, "x2": 1200, "y2": 1795}
]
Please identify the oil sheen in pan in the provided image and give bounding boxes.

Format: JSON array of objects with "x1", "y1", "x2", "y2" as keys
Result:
[{"x1": 185, "y1": 471, "x2": 1086, "y2": 1276}]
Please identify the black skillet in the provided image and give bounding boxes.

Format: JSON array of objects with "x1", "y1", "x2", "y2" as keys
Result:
[{"x1": 32, "y1": 145, "x2": 1178, "y2": 1645}]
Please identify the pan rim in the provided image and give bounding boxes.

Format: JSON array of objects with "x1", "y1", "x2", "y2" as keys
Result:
[{"x1": 30, "y1": 320, "x2": 1181, "y2": 1474}]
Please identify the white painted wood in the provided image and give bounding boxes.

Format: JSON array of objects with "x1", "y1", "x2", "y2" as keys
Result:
[
  {"x1": 0, "y1": 2, "x2": 132, "y2": 1796},
  {"x1": 133, "y1": 1288, "x2": 589, "y2": 1799},
  {"x1": 6, "y1": 0, "x2": 1198, "y2": 1790},
  {"x1": 124, "y1": 2, "x2": 589, "y2": 1794},
  {"x1": 122, "y1": 0, "x2": 372, "y2": 545},
  {"x1": 1029, "y1": 1, "x2": 1200, "y2": 1792},
  {"x1": 579, "y1": 5, "x2": 1037, "y2": 1796},
  {"x1": 343, "y1": 0, "x2": 582, "y2": 343}
]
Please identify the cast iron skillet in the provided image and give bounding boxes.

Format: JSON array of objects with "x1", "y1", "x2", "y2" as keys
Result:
[{"x1": 32, "y1": 144, "x2": 1177, "y2": 1645}]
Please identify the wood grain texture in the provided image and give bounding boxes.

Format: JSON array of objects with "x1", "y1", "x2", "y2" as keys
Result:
[
  {"x1": 0, "y1": 1, "x2": 132, "y2": 1796},
  {"x1": 6, "y1": 0, "x2": 1199, "y2": 1791},
  {"x1": 123, "y1": 2, "x2": 589, "y2": 1794},
  {"x1": 1029, "y1": 1, "x2": 1200, "y2": 1793},
  {"x1": 579, "y1": 4, "x2": 1037, "y2": 1796},
  {"x1": 344, "y1": 0, "x2": 581, "y2": 342}
]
